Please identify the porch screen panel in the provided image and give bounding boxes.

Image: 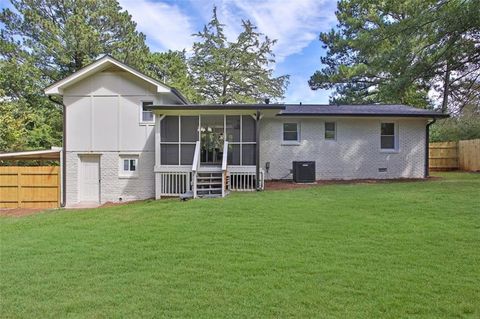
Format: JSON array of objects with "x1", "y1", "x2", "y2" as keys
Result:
[
  {"x1": 161, "y1": 144, "x2": 179, "y2": 165},
  {"x1": 161, "y1": 116, "x2": 179, "y2": 142},
  {"x1": 181, "y1": 116, "x2": 198, "y2": 142},
  {"x1": 228, "y1": 144, "x2": 241, "y2": 165},
  {"x1": 181, "y1": 144, "x2": 195, "y2": 165},
  {"x1": 242, "y1": 115, "x2": 256, "y2": 142},
  {"x1": 226, "y1": 116, "x2": 240, "y2": 142},
  {"x1": 242, "y1": 144, "x2": 256, "y2": 165}
]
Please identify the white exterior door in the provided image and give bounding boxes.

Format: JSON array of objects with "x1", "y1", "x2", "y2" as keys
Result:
[{"x1": 79, "y1": 155, "x2": 100, "y2": 202}]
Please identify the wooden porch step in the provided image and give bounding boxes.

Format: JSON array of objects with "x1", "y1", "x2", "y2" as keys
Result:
[
  {"x1": 197, "y1": 188, "x2": 222, "y2": 192},
  {"x1": 198, "y1": 194, "x2": 223, "y2": 198},
  {"x1": 197, "y1": 172, "x2": 222, "y2": 175},
  {"x1": 197, "y1": 177, "x2": 221, "y2": 179},
  {"x1": 197, "y1": 182, "x2": 222, "y2": 186}
]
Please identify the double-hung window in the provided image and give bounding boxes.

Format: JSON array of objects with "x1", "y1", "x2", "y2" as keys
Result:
[
  {"x1": 283, "y1": 123, "x2": 299, "y2": 143},
  {"x1": 325, "y1": 122, "x2": 336, "y2": 140},
  {"x1": 141, "y1": 101, "x2": 154, "y2": 124},
  {"x1": 380, "y1": 122, "x2": 396, "y2": 150}
]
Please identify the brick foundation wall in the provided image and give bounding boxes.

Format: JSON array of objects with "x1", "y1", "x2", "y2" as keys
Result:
[
  {"x1": 260, "y1": 117, "x2": 426, "y2": 180},
  {"x1": 65, "y1": 151, "x2": 155, "y2": 206}
]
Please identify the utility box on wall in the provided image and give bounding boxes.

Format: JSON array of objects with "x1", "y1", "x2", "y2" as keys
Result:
[{"x1": 292, "y1": 161, "x2": 316, "y2": 183}]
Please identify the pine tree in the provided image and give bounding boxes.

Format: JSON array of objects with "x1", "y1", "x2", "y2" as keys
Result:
[
  {"x1": 189, "y1": 7, "x2": 289, "y2": 104},
  {"x1": 309, "y1": 0, "x2": 480, "y2": 111}
]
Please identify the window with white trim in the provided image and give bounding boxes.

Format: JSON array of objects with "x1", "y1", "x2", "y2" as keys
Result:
[
  {"x1": 325, "y1": 122, "x2": 336, "y2": 140},
  {"x1": 380, "y1": 122, "x2": 396, "y2": 150},
  {"x1": 119, "y1": 156, "x2": 139, "y2": 177},
  {"x1": 283, "y1": 123, "x2": 299, "y2": 142},
  {"x1": 141, "y1": 101, "x2": 154, "y2": 123}
]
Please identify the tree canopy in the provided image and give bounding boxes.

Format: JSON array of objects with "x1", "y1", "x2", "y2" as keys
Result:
[
  {"x1": 145, "y1": 51, "x2": 200, "y2": 103},
  {"x1": 189, "y1": 8, "x2": 289, "y2": 104},
  {"x1": 309, "y1": 0, "x2": 480, "y2": 112},
  {"x1": 0, "y1": 0, "x2": 152, "y2": 152},
  {"x1": 1, "y1": 0, "x2": 149, "y2": 80},
  {"x1": 1, "y1": 2, "x2": 291, "y2": 152}
]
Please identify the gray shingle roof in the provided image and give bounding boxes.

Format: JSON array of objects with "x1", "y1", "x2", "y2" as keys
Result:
[
  {"x1": 146, "y1": 102, "x2": 448, "y2": 118},
  {"x1": 280, "y1": 104, "x2": 448, "y2": 118}
]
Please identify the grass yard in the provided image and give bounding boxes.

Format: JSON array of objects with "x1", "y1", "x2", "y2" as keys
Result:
[{"x1": 1, "y1": 172, "x2": 479, "y2": 318}]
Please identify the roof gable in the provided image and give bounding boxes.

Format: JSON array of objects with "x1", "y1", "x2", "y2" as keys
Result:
[{"x1": 44, "y1": 56, "x2": 172, "y2": 96}]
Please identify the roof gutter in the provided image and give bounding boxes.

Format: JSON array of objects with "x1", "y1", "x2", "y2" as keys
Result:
[
  {"x1": 425, "y1": 119, "x2": 436, "y2": 178},
  {"x1": 48, "y1": 95, "x2": 66, "y2": 208},
  {"x1": 146, "y1": 104, "x2": 286, "y2": 111},
  {"x1": 277, "y1": 113, "x2": 449, "y2": 118}
]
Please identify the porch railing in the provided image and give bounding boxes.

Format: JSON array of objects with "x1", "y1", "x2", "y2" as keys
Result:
[
  {"x1": 155, "y1": 140, "x2": 263, "y2": 197},
  {"x1": 228, "y1": 168, "x2": 264, "y2": 191},
  {"x1": 158, "y1": 171, "x2": 191, "y2": 196}
]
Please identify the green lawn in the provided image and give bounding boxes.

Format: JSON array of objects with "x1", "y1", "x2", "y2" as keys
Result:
[{"x1": 1, "y1": 172, "x2": 479, "y2": 318}]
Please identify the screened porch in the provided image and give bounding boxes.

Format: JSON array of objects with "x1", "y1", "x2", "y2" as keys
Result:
[{"x1": 154, "y1": 114, "x2": 264, "y2": 198}]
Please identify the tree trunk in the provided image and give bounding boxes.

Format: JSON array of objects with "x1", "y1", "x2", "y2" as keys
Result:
[{"x1": 441, "y1": 61, "x2": 450, "y2": 113}]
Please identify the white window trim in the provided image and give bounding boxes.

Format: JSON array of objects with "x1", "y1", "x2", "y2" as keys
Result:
[
  {"x1": 324, "y1": 121, "x2": 337, "y2": 141},
  {"x1": 139, "y1": 100, "x2": 155, "y2": 125},
  {"x1": 119, "y1": 155, "x2": 139, "y2": 178},
  {"x1": 282, "y1": 121, "x2": 301, "y2": 145},
  {"x1": 380, "y1": 121, "x2": 399, "y2": 153}
]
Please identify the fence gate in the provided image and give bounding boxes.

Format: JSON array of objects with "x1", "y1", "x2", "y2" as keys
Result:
[{"x1": 0, "y1": 166, "x2": 60, "y2": 209}]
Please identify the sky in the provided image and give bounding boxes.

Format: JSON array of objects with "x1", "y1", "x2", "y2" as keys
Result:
[{"x1": 0, "y1": 0, "x2": 338, "y2": 103}]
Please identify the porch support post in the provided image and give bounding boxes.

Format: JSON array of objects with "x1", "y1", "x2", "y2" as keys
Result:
[{"x1": 255, "y1": 109, "x2": 261, "y2": 191}]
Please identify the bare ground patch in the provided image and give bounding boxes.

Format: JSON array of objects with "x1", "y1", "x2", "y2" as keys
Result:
[{"x1": 265, "y1": 176, "x2": 440, "y2": 191}]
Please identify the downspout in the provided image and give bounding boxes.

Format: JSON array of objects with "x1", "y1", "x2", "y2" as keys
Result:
[
  {"x1": 425, "y1": 119, "x2": 436, "y2": 178},
  {"x1": 255, "y1": 109, "x2": 261, "y2": 190},
  {"x1": 48, "y1": 96, "x2": 66, "y2": 207}
]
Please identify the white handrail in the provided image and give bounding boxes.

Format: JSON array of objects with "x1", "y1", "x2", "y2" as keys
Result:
[
  {"x1": 192, "y1": 141, "x2": 200, "y2": 198},
  {"x1": 192, "y1": 141, "x2": 200, "y2": 172},
  {"x1": 221, "y1": 141, "x2": 229, "y2": 197},
  {"x1": 221, "y1": 141, "x2": 229, "y2": 171}
]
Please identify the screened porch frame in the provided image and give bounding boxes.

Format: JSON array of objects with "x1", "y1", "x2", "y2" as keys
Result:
[{"x1": 155, "y1": 114, "x2": 258, "y2": 167}]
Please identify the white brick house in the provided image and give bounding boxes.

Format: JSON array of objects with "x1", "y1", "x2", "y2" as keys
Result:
[{"x1": 45, "y1": 56, "x2": 447, "y2": 207}]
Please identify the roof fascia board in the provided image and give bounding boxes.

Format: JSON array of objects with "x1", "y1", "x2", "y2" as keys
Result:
[
  {"x1": 146, "y1": 104, "x2": 286, "y2": 111},
  {"x1": 0, "y1": 148, "x2": 62, "y2": 159},
  {"x1": 277, "y1": 113, "x2": 449, "y2": 118}
]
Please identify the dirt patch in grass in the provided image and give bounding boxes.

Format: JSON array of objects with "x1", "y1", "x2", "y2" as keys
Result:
[
  {"x1": 0, "y1": 199, "x2": 155, "y2": 218},
  {"x1": 0, "y1": 208, "x2": 51, "y2": 217},
  {"x1": 265, "y1": 176, "x2": 440, "y2": 190},
  {"x1": 99, "y1": 199, "x2": 151, "y2": 208}
]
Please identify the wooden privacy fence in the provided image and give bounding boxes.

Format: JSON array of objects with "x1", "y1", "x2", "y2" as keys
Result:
[
  {"x1": 0, "y1": 166, "x2": 60, "y2": 208},
  {"x1": 430, "y1": 139, "x2": 480, "y2": 171}
]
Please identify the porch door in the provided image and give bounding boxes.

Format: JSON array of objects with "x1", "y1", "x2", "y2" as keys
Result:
[
  {"x1": 79, "y1": 155, "x2": 100, "y2": 202},
  {"x1": 200, "y1": 115, "x2": 224, "y2": 165}
]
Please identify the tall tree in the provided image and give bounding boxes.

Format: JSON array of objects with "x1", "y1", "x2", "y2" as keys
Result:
[
  {"x1": 189, "y1": 8, "x2": 289, "y2": 104},
  {"x1": 1, "y1": 0, "x2": 149, "y2": 80},
  {"x1": 0, "y1": 0, "x2": 150, "y2": 151},
  {"x1": 145, "y1": 51, "x2": 200, "y2": 103},
  {"x1": 309, "y1": 0, "x2": 480, "y2": 111}
]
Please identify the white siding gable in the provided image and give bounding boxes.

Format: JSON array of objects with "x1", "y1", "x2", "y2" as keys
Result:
[{"x1": 64, "y1": 71, "x2": 167, "y2": 152}]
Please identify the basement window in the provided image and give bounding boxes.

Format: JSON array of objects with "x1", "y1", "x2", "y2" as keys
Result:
[{"x1": 119, "y1": 156, "x2": 139, "y2": 178}]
